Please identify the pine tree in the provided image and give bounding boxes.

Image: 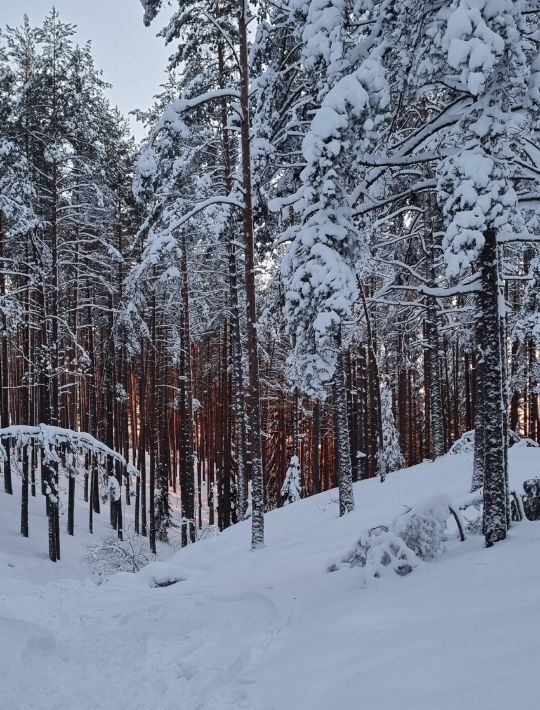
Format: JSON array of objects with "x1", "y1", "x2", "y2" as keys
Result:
[
  {"x1": 432, "y1": 0, "x2": 539, "y2": 544},
  {"x1": 378, "y1": 384, "x2": 405, "y2": 477},
  {"x1": 281, "y1": 455, "x2": 302, "y2": 505}
]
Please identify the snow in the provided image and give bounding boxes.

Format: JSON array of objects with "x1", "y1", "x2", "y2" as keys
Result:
[
  {"x1": 280, "y1": 455, "x2": 302, "y2": 504},
  {"x1": 442, "y1": 0, "x2": 510, "y2": 95},
  {"x1": 0, "y1": 424, "x2": 138, "y2": 480},
  {"x1": 438, "y1": 148, "x2": 524, "y2": 277},
  {"x1": 301, "y1": 0, "x2": 347, "y2": 77},
  {"x1": 135, "y1": 147, "x2": 158, "y2": 179},
  {"x1": 1, "y1": 447, "x2": 540, "y2": 709},
  {"x1": 282, "y1": 56, "x2": 388, "y2": 398}
]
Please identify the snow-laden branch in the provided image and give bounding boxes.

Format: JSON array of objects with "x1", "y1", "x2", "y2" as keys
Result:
[
  {"x1": 387, "y1": 280, "x2": 481, "y2": 298},
  {"x1": 354, "y1": 180, "x2": 436, "y2": 216},
  {"x1": 0, "y1": 424, "x2": 138, "y2": 477},
  {"x1": 168, "y1": 195, "x2": 244, "y2": 231},
  {"x1": 350, "y1": 98, "x2": 473, "y2": 205},
  {"x1": 164, "y1": 89, "x2": 241, "y2": 116}
]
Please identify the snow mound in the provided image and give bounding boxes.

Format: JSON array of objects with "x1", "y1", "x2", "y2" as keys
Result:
[{"x1": 448, "y1": 428, "x2": 537, "y2": 455}]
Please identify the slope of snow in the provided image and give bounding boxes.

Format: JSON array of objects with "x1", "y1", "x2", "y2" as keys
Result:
[
  {"x1": 0, "y1": 469, "x2": 175, "y2": 584},
  {"x1": 1, "y1": 448, "x2": 540, "y2": 710}
]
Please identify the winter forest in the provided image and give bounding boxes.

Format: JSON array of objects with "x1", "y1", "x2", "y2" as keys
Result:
[
  {"x1": 1, "y1": 0, "x2": 538, "y2": 553},
  {"x1": 0, "y1": 1, "x2": 540, "y2": 706}
]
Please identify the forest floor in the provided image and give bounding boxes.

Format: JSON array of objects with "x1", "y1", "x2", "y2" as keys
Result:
[{"x1": 1, "y1": 447, "x2": 540, "y2": 710}]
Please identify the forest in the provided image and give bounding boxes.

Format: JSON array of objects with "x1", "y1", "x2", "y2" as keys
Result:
[{"x1": 0, "y1": 0, "x2": 539, "y2": 566}]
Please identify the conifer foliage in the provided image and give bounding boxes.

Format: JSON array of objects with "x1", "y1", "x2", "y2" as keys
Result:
[{"x1": 0, "y1": 2, "x2": 538, "y2": 558}]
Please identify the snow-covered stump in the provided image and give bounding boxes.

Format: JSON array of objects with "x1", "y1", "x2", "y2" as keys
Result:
[{"x1": 522, "y1": 479, "x2": 540, "y2": 521}]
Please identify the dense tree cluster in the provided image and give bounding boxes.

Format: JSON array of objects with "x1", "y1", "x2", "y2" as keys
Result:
[{"x1": 0, "y1": 2, "x2": 539, "y2": 560}]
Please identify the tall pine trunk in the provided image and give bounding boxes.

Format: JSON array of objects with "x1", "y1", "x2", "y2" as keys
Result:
[
  {"x1": 334, "y1": 345, "x2": 354, "y2": 515},
  {"x1": 478, "y1": 229, "x2": 508, "y2": 545},
  {"x1": 179, "y1": 235, "x2": 195, "y2": 545},
  {"x1": 425, "y1": 296, "x2": 445, "y2": 459},
  {"x1": 238, "y1": 2, "x2": 264, "y2": 548}
]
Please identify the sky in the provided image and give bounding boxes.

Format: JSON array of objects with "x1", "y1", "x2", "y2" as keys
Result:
[{"x1": 0, "y1": 0, "x2": 175, "y2": 141}]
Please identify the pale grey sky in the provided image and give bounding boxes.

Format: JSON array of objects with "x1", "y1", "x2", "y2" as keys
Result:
[{"x1": 0, "y1": 0, "x2": 175, "y2": 140}]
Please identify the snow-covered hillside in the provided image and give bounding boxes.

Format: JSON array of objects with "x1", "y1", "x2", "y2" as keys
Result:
[{"x1": 1, "y1": 448, "x2": 540, "y2": 710}]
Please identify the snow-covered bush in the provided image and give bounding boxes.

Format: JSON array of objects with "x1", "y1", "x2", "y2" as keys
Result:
[
  {"x1": 196, "y1": 524, "x2": 220, "y2": 542},
  {"x1": 513, "y1": 438, "x2": 539, "y2": 449},
  {"x1": 335, "y1": 495, "x2": 462, "y2": 583},
  {"x1": 393, "y1": 497, "x2": 451, "y2": 560},
  {"x1": 345, "y1": 526, "x2": 419, "y2": 578},
  {"x1": 85, "y1": 529, "x2": 152, "y2": 583},
  {"x1": 448, "y1": 429, "x2": 476, "y2": 456},
  {"x1": 99, "y1": 474, "x2": 122, "y2": 505},
  {"x1": 510, "y1": 492, "x2": 524, "y2": 523},
  {"x1": 459, "y1": 479, "x2": 537, "y2": 530}
]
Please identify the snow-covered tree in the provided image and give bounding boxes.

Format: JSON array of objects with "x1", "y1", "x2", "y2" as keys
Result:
[
  {"x1": 431, "y1": 0, "x2": 540, "y2": 544},
  {"x1": 281, "y1": 454, "x2": 303, "y2": 505},
  {"x1": 139, "y1": 0, "x2": 268, "y2": 549},
  {"x1": 378, "y1": 384, "x2": 405, "y2": 478},
  {"x1": 282, "y1": 57, "x2": 388, "y2": 399}
]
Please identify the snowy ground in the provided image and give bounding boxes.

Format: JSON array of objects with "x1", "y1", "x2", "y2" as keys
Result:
[{"x1": 1, "y1": 448, "x2": 540, "y2": 710}]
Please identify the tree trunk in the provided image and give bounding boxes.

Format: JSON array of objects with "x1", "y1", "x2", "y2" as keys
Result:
[
  {"x1": 333, "y1": 347, "x2": 354, "y2": 515},
  {"x1": 311, "y1": 399, "x2": 321, "y2": 495},
  {"x1": 20, "y1": 446, "x2": 29, "y2": 538},
  {"x1": 238, "y1": 2, "x2": 264, "y2": 548},
  {"x1": 425, "y1": 297, "x2": 445, "y2": 458},
  {"x1": 478, "y1": 229, "x2": 507, "y2": 545},
  {"x1": 178, "y1": 235, "x2": 195, "y2": 545}
]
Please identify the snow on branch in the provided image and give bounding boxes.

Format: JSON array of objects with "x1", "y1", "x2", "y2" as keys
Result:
[
  {"x1": 155, "y1": 89, "x2": 242, "y2": 136},
  {"x1": 168, "y1": 195, "x2": 244, "y2": 232},
  {"x1": 0, "y1": 424, "x2": 138, "y2": 477},
  {"x1": 282, "y1": 57, "x2": 389, "y2": 397},
  {"x1": 439, "y1": 150, "x2": 526, "y2": 278}
]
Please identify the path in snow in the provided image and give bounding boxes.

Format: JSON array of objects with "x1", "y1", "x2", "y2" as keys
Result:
[{"x1": 2, "y1": 579, "x2": 283, "y2": 710}]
